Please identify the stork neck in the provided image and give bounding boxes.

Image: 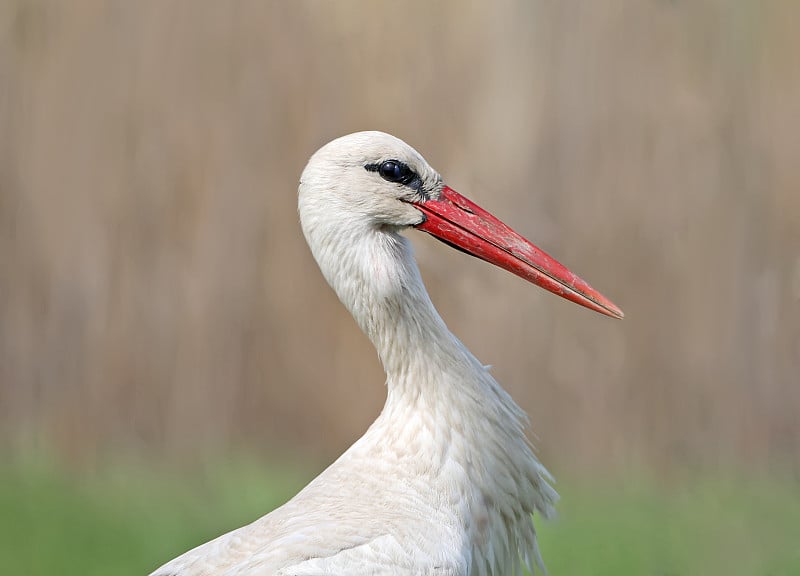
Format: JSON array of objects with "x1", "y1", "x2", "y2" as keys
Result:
[
  {"x1": 307, "y1": 222, "x2": 557, "y2": 576},
  {"x1": 314, "y1": 226, "x2": 467, "y2": 384}
]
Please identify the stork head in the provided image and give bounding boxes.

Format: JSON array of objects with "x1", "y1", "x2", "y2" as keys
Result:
[
  {"x1": 299, "y1": 131, "x2": 441, "y2": 232},
  {"x1": 299, "y1": 131, "x2": 623, "y2": 319}
]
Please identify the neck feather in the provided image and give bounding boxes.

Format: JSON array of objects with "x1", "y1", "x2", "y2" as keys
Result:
[
  {"x1": 310, "y1": 224, "x2": 461, "y2": 378},
  {"x1": 307, "y1": 223, "x2": 558, "y2": 576}
]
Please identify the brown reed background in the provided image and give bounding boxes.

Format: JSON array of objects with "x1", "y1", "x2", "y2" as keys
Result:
[{"x1": 0, "y1": 1, "x2": 798, "y2": 474}]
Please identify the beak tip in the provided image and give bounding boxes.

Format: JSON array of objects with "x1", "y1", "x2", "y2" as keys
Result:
[{"x1": 599, "y1": 300, "x2": 625, "y2": 320}]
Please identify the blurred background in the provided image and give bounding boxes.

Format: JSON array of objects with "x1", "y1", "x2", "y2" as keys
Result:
[{"x1": 1, "y1": 1, "x2": 799, "y2": 574}]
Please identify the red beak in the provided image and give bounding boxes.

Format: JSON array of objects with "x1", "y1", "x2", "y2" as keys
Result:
[{"x1": 413, "y1": 186, "x2": 624, "y2": 319}]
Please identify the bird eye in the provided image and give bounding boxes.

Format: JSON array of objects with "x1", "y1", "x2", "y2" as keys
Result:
[
  {"x1": 364, "y1": 160, "x2": 423, "y2": 193},
  {"x1": 378, "y1": 160, "x2": 410, "y2": 183}
]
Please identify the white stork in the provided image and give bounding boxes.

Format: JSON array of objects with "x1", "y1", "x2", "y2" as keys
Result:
[{"x1": 152, "y1": 131, "x2": 623, "y2": 576}]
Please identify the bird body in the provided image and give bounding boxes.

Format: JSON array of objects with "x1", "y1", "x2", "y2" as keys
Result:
[{"x1": 152, "y1": 132, "x2": 621, "y2": 576}]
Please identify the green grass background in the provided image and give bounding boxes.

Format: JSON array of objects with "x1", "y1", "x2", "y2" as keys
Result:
[{"x1": 2, "y1": 455, "x2": 798, "y2": 576}]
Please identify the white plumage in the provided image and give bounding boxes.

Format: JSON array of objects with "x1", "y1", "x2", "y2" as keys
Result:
[{"x1": 152, "y1": 131, "x2": 621, "y2": 576}]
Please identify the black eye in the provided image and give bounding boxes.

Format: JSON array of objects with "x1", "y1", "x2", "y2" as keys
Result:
[
  {"x1": 364, "y1": 159, "x2": 423, "y2": 193},
  {"x1": 378, "y1": 160, "x2": 411, "y2": 183}
]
